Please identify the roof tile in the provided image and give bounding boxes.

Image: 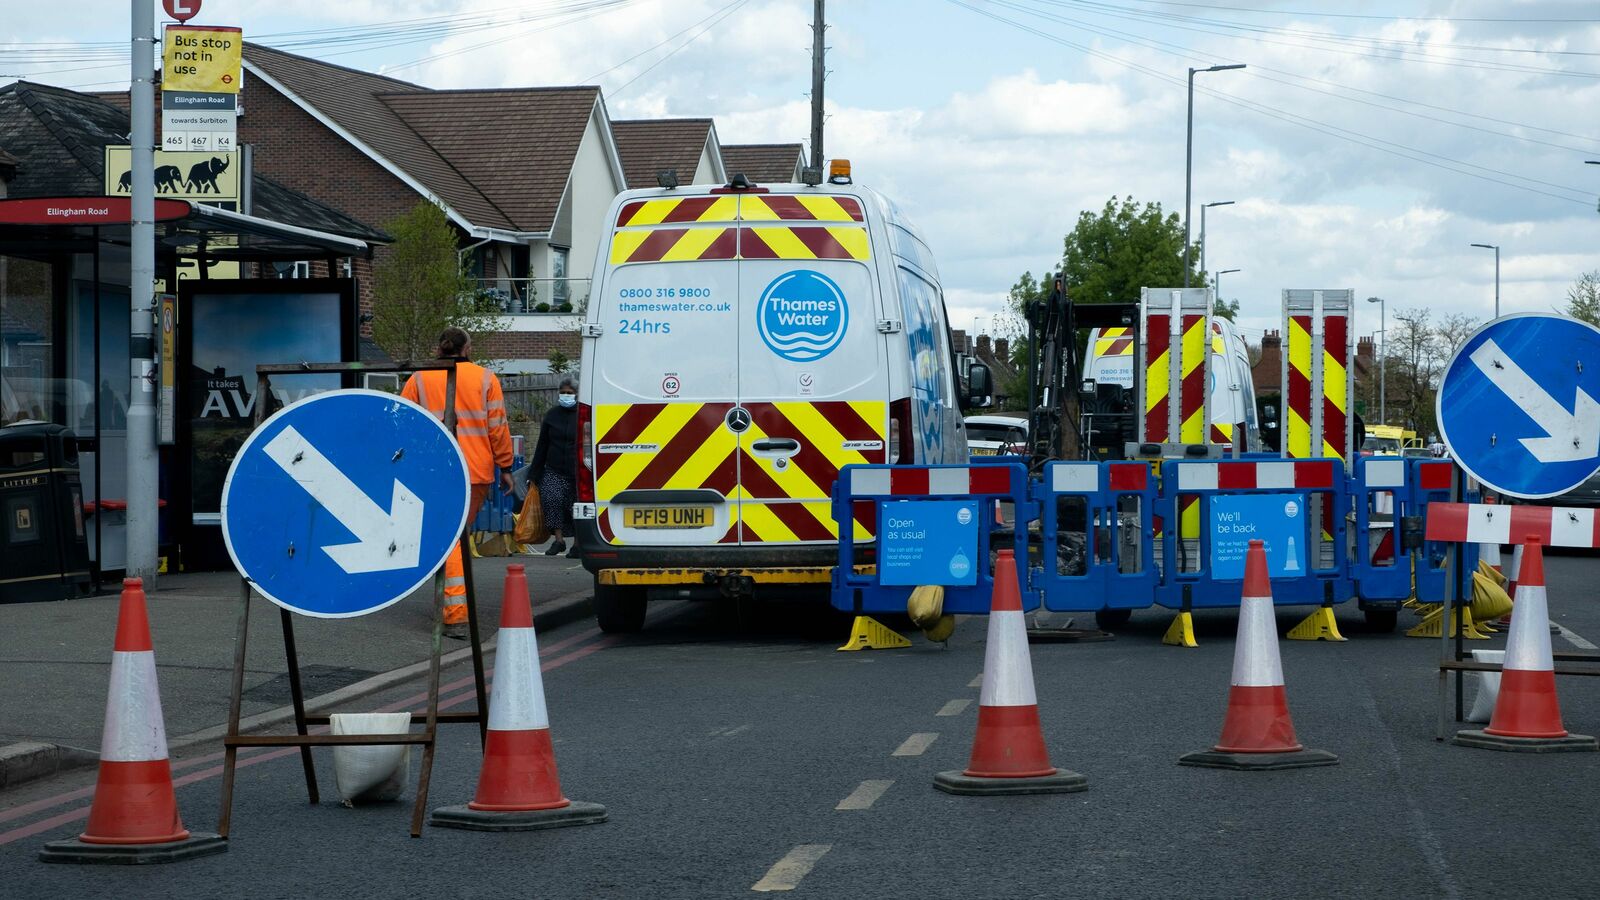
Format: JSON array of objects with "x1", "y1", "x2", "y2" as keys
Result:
[{"x1": 612, "y1": 118, "x2": 714, "y2": 189}]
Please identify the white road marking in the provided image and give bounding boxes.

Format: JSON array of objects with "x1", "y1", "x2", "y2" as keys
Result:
[
  {"x1": 936, "y1": 699, "x2": 972, "y2": 717},
  {"x1": 752, "y1": 844, "x2": 831, "y2": 892},
  {"x1": 892, "y1": 732, "x2": 938, "y2": 756},
  {"x1": 968, "y1": 673, "x2": 983, "y2": 688},
  {"x1": 708, "y1": 724, "x2": 751, "y2": 738},
  {"x1": 1555, "y1": 624, "x2": 1598, "y2": 650},
  {"x1": 835, "y1": 779, "x2": 894, "y2": 810}
]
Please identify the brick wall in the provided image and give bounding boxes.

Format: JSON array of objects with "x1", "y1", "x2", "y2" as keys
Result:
[{"x1": 477, "y1": 330, "x2": 581, "y2": 361}]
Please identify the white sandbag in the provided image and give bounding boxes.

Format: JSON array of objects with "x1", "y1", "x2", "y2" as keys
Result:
[
  {"x1": 1467, "y1": 649, "x2": 1506, "y2": 724},
  {"x1": 331, "y1": 712, "x2": 413, "y2": 805}
]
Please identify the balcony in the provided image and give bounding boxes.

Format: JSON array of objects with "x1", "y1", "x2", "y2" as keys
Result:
[{"x1": 474, "y1": 277, "x2": 590, "y2": 314}]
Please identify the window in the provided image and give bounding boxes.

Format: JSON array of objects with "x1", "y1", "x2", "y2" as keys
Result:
[{"x1": 552, "y1": 247, "x2": 569, "y2": 305}]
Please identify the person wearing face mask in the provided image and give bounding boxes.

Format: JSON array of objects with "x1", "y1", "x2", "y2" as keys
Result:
[
  {"x1": 402, "y1": 327, "x2": 516, "y2": 637},
  {"x1": 529, "y1": 376, "x2": 579, "y2": 557}
]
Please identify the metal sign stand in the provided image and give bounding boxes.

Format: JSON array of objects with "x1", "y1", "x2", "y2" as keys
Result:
[{"x1": 217, "y1": 361, "x2": 489, "y2": 839}]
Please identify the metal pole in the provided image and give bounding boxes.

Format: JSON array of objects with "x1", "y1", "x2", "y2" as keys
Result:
[
  {"x1": 1494, "y1": 246, "x2": 1500, "y2": 318},
  {"x1": 1183, "y1": 68, "x2": 1195, "y2": 288},
  {"x1": 125, "y1": 1, "x2": 159, "y2": 582},
  {"x1": 1379, "y1": 299, "x2": 1386, "y2": 425},
  {"x1": 1199, "y1": 202, "x2": 1207, "y2": 286},
  {"x1": 810, "y1": 0, "x2": 825, "y2": 171}
]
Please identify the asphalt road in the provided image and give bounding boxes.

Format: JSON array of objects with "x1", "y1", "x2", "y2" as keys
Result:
[{"x1": 5, "y1": 553, "x2": 1600, "y2": 898}]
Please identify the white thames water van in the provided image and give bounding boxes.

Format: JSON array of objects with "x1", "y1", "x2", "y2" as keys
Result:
[{"x1": 574, "y1": 163, "x2": 989, "y2": 631}]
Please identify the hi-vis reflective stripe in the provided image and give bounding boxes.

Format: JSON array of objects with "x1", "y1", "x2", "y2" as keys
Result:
[
  {"x1": 611, "y1": 195, "x2": 870, "y2": 264},
  {"x1": 979, "y1": 611, "x2": 1037, "y2": 707},
  {"x1": 1210, "y1": 329, "x2": 1233, "y2": 445},
  {"x1": 487, "y1": 627, "x2": 550, "y2": 731},
  {"x1": 1143, "y1": 314, "x2": 1171, "y2": 442},
  {"x1": 594, "y1": 401, "x2": 885, "y2": 544},
  {"x1": 740, "y1": 194, "x2": 863, "y2": 222},
  {"x1": 103, "y1": 651, "x2": 169, "y2": 762},
  {"x1": 1425, "y1": 503, "x2": 1600, "y2": 548},
  {"x1": 1177, "y1": 316, "x2": 1206, "y2": 444},
  {"x1": 1094, "y1": 327, "x2": 1133, "y2": 357},
  {"x1": 1285, "y1": 313, "x2": 1350, "y2": 460},
  {"x1": 1232, "y1": 595, "x2": 1286, "y2": 687}
]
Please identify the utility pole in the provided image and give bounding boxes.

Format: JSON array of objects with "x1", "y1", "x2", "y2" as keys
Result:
[
  {"x1": 127, "y1": 0, "x2": 159, "y2": 582},
  {"x1": 810, "y1": 0, "x2": 825, "y2": 171}
]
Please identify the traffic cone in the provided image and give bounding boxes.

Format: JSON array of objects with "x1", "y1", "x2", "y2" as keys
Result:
[
  {"x1": 934, "y1": 550, "x2": 1087, "y2": 795},
  {"x1": 1179, "y1": 541, "x2": 1337, "y2": 770},
  {"x1": 431, "y1": 565, "x2": 608, "y2": 830},
  {"x1": 39, "y1": 579, "x2": 226, "y2": 864},
  {"x1": 1455, "y1": 538, "x2": 1598, "y2": 752}
]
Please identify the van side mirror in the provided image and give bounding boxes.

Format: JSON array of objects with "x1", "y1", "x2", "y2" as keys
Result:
[{"x1": 966, "y1": 363, "x2": 993, "y2": 408}]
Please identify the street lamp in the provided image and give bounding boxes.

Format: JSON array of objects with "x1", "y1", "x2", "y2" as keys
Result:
[
  {"x1": 1367, "y1": 296, "x2": 1385, "y2": 426},
  {"x1": 1200, "y1": 200, "x2": 1234, "y2": 287},
  {"x1": 1184, "y1": 63, "x2": 1246, "y2": 288},
  {"x1": 1470, "y1": 243, "x2": 1500, "y2": 318},
  {"x1": 1215, "y1": 268, "x2": 1240, "y2": 302},
  {"x1": 1588, "y1": 161, "x2": 1599, "y2": 214}
]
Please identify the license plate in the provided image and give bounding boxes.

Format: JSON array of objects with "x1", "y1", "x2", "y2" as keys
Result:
[
  {"x1": 623, "y1": 506, "x2": 713, "y2": 529},
  {"x1": 970, "y1": 447, "x2": 996, "y2": 456}
]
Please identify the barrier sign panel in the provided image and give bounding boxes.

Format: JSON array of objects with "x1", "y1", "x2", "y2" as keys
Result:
[
  {"x1": 878, "y1": 499, "x2": 979, "y2": 586},
  {"x1": 221, "y1": 389, "x2": 470, "y2": 618},
  {"x1": 1210, "y1": 492, "x2": 1306, "y2": 580}
]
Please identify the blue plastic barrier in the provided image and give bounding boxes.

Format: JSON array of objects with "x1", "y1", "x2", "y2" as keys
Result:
[
  {"x1": 831, "y1": 462, "x2": 1035, "y2": 615},
  {"x1": 1407, "y1": 458, "x2": 1471, "y2": 602},
  {"x1": 1350, "y1": 455, "x2": 1409, "y2": 604},
  {"x1": 1154, "y1": 458, "x2": 1353, "y2": 609},
  {"x1": 1033, "y1": 460, "x2": 1158, "y2": 613}
]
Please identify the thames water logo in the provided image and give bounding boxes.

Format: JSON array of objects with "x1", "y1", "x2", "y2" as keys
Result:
[{"x1": 757, "y1": 270, "x2": 848, "y2": 362}]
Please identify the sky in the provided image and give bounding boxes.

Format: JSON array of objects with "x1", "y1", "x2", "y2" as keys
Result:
[{"x1": 4, "y1": 0, "x2": 1598, "y2": 349}]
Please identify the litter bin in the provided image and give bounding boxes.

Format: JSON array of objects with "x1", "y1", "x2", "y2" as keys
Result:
[{"x1": 0, "y1": 423, "x2": 91, "y2": 603}]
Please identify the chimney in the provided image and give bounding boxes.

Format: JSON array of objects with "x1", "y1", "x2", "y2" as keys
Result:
[
  {"x1": 995, "y1": 338, "x2": 1009, "y2": 361},
  {"x1": 952, "y1": 329, "x2": 968, "y2": 353},
  {"x1": 1252, "y1": 329, "x2": 1283, "y2": 396},
  {"x1": 976, "y1": 335, "x2": 992, "y2": 356},
  {"x1": 1357, "y1": 336, "x2": 1375, "y2": 363}
]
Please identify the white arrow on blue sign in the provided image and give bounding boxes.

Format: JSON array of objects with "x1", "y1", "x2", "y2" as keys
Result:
[
  {"x1": 1437, "y1": 313, "x2": 1600, "y2": 500},
  {"x1": 221, "y1": 389, "x2": 470, "y2": 618}
]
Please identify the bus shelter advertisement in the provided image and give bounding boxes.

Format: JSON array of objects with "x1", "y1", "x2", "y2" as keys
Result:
[{"x1": 184, "y1": 285, "x2": 348, "y2": 522}]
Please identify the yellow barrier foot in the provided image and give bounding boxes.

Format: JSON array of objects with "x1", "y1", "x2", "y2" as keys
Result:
[
  {"x1": 837, "y1": 616, "x2": 912, "y2": 651},
  {"x1": 1287, "y1": 605, "x2": 1347, "y2": 642},
  {"x1": 1161, "y1": 611, "x2": 1198, "y2": 648},
  {"x1": 468, "y1": 533, "x2": 482, "y2": 559},
  {"x1": 1406, "y1": 608, "x2": 1443, "y2": 638},
  {"x1": 1462, "y1": 608, "x2": 1492, "y2": 641}
]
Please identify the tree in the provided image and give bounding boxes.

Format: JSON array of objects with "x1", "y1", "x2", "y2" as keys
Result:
[
  {"x1": 1054, "y1": 195, "x2": 1201, "y2": 307},
  {"x1": 1213, "y1": 297, "x2": 1240, "y2": 321},
  {"x1": 1567, "y1": 270, "x2": 1600, "y2": 326},
  {"x1": 369, "y1": 201, "x2": 504, "y2": 362}
]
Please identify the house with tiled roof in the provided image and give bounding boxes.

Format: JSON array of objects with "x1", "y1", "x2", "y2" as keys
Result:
[
  {"x1": 237, "y1": 43, "x2": 630, "y2": 371},
  {"x1": 611, "y1": 118, "x2": 725, "y2": 189},
  {"x1": 721, "y1": 143, "x2": 806, "y2": 184}
]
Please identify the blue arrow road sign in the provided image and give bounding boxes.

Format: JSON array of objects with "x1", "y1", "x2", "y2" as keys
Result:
[
  {"x1": 221, "y1": 389, "x2": 470, "y2": 618},
  {"x1": 1437, "y1": 313, "x2": 1600, "y2": 500}
]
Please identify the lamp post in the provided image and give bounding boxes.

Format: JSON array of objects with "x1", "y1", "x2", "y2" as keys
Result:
[
  {"x1": 1470, "y1": 243, "x2": 1500, "y2": 318},
  {"x1": 1367, "y1": 296, "x2": 1385, "y2": 426},
  {"x1": 1588, "y1": 161, "x2": 1599, "y2": 214},
  {"x1": 1200, "y1": 200, "x2": 1234, "y2": 288},
  {"x1": 1216, "y1": 265, "x2": 1241, "y2": 301},
  {"x1": 1184, "y1": 63, "x2": 1245, "y2": 287}
]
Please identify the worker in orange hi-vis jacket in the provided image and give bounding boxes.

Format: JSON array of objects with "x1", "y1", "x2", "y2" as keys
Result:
[{"x1": 402, "y1": 327, "x2": 515, "y2": 638}]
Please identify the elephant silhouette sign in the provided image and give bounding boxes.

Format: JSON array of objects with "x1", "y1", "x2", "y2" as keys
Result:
[
  {"x1": 185, "y1": 156, "x2": 230, "y2": 194},
  {"x1": 116, "y1": 165, "x2": 186, "y2": 193}
]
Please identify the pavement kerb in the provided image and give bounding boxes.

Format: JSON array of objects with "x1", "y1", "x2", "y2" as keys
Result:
[{"x1": 0, "y1": 588, "x2": 594, "y2": 790}]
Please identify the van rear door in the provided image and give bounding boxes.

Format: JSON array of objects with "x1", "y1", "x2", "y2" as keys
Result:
[
  {"x1": 733, "y1": 194, "x2": 885, "y2": 546},
  {"x1": 591, "y1": 195, "x2": 741, "y2": 546}
]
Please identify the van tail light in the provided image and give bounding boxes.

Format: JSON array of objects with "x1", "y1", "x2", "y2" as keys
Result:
[
  {"x1": 577, "y1": 402, "x2": 595, "y2": 502},
  {"x1": 889, "y1": 398, "x2": 914, "y2": 464}
]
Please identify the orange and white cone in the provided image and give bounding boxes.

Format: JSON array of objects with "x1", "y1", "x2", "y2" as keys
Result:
[
  {"x1": 934, "y1": 549, "x2": 1087, "y2": 795},
  {"x1": 1179, "y1": 540, "x2": 1337, "y2": 770},
  {"x1": 431, "y1": 564, "x2": 608, "y2": 830},
  {"x1": 1499, "y1": 542, "x2": 1524, "y2": 626},
  {"x1": 1456, "y1": 538, "x2": 1598, "y2": 752},
  {"x1": 39, "y1": 579, "x2": 227, "y2": 864}
]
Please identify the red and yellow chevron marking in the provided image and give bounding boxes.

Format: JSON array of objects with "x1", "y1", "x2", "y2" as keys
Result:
[
  {"x1": 1143, "y1": 314, "x2": 1171, "y2": 442},
  {"x1": 739, "y1": 194, "x2": 864, "y2": 222},
  {"x1": 616, "y1": 195, "x2": 739, "y2": 227},
  {"x1": 739, "y1": 226, "x2": 870, "y2": 261},
  {"x1": 592, "y1": 400, "x2": 884, "y2": 545},
  {"x1": 1285, "y1": 316, "x2": 1315, "y2": 459},
  {"x1": 609, "y1": 227, "x2": 736, "y2": 264},
  {"x1": 1094, "y1": 326, "x2": 1133, "y2": 357},
  {"x1": 1177, "y1": 315, "x2": 1207, "y2": 445},
  {"x1": 1321, "y1": 313, "x2": 1349, "y2": 461}
]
